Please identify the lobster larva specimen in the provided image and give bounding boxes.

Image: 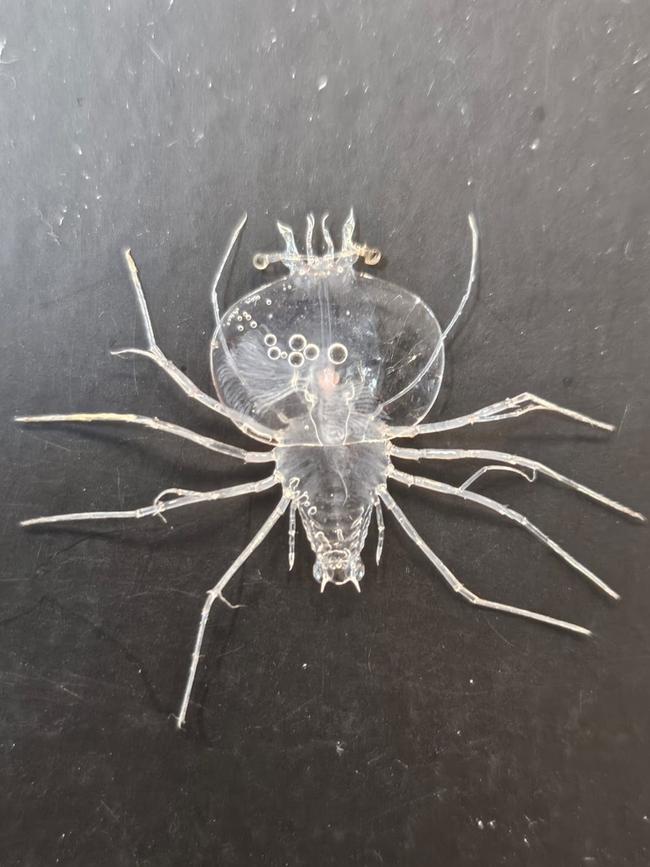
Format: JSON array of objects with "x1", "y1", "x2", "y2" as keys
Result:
[{"x1": 18, "y1": 211, "x2": 644, "y2": 728}]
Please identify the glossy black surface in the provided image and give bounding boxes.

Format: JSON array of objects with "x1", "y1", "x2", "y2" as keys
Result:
[{"x1": 2, "y1": 1, "x2": 649, "y2": 864}]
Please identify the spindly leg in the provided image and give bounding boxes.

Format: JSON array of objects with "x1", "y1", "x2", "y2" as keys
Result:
[
  {"x1": 388, "y1": 466, "x2": 619, "y2": 599},
  {"x1": 113, "y1": 247, "x2": 276, "y2": 445},
  {"x1": 20, "y1": 476, "x2": 278, "y2": 526},
  {"x1": 389, "y1": 392, "x2": 615, "y2": 439},
  {"x1": 376, "y1": 213, "x2": 479, "y2": 418},
  {"x1": 390, "y1": 446, "x2": 644, "y2": 521},
  {"x1": 459, "y1": 465, "x2": 535, "y2": 490},
  {"x1": 208, "y1": 213, "x2": 251, "y2": 396},
  {"x1": 177, "y1": 495, "x2": 290, "y2": 728},
  {"x1": 288, "y1": 500, "x2": 297, "y2": 569},
  {"x1": 374, "y1": 497, "x2": 385, "y2": 564},
  {"x1": 380, "y1": 490, "x2": 590, "y2": 636},
  {"x1": 15, "y1": 413, "x2": 275, "y2": 464}
]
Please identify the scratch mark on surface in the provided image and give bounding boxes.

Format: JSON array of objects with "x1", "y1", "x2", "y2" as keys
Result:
[
  {"x1": 268, "y1": 695, "x2": 316, "y2": 728},
  {"x1": 365, "y1": 789, "x2": 445, "y2": 825},
  {"x1": 484, "y1": 616, "x2": 515, "y2": 648},
  {"x1": 99, "y1": 800, "x2": 120, "y2": 823},
  {"x1": 148, "y1": 43, "x2": 166, "y2": 66},
  {"x1": 35, "y1": 209, "x2": 61, "y2": 245}
]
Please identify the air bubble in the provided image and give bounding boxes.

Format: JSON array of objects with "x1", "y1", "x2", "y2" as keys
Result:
[
  {"x1": 264, "y1": 333, "x2": 277, "y2": 346},
  {"x1": 288, "y1": 351, "x2": 304, "y2": 367},
  {"x1": 250, "y1": 321, "x2": 257, "y2": 328},
  {"x1": 267, "y1": 346, "x2": 281, "y2": 360},
  {"x1": 304, "y1": 343, "x2": 320, "y2": 360},
  {"x1": 237, "y1": 325, "x2": 244, "y2": 332},
  {"x1": 281, "y1": 351, "x2": 288, "y2": 359},
  {"x1": 289, "y1": 333, "x2": 307, "y2": 351},
  {"x1": 265, "y1": 298, "x2": 272, "y2": 305},
  {"x1": 328, "y1": 342, "x2": 348, "y2": 364}
]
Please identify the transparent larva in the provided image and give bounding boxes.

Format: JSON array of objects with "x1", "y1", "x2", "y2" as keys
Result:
[{"x1": 17, "y1": 210, "x2": 645, "y2": 729}]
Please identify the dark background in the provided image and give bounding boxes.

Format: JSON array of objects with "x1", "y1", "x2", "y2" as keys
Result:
[{"x1": 2, "y1": 1, "x2": 649, "y2": 865}]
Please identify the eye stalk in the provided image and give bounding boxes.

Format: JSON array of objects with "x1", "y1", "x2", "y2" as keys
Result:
[{"x1": 253, "y1": 209, "x2": 381, "y2": 273}]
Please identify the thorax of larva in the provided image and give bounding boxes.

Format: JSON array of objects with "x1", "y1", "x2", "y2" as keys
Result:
[{"x1": 276, "y1": 416, "x2": 389, "y2": 589}]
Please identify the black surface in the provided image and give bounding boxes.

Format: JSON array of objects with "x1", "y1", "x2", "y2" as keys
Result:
[{"x1": 2, "y1": 1, "x2": 649, "y2": 865}]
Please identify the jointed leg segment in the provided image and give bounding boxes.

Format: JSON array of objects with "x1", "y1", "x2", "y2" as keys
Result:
[
  {"x1": 390, "y1": 392, "x2": 615, "y2": 439},
  {"x1": 176, "y1": 495, "x2": 290, "y2": 728},
  {"x1": 380, "y1": 490, "x2": 591, "y2": 636},
  {"x1": 16, "y1": 412, "x2": 275, "y2": 464},
  {"x1": 288, "y1": 500, "x2": 297, "y2": 570},
  {"x1": 374, "y1": 497, "x2": 385, "y2": 564},
  {"x1": 388, "y1": 466, "x2": 619, "y2": 599},
  {"x1": 390, "y1": 445, "x2": 644, "y2": 521},
  {"x1": 21, "y1": 476, "x2": 279, "y2": 527},
  {"x1": 116, "y1": 248, "x2": 276, "y2": 445}
]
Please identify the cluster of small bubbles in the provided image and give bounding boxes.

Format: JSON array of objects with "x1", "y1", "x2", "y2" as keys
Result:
[
  {"x1": 233, "y1": 310, "x2": 257, "y2": 330},
  {"x1": 263, "y1": 331, "x2": 327, "y2": 367},
  {"x1": 328, "y1": 342, "x2": 348, "y2": 364}
]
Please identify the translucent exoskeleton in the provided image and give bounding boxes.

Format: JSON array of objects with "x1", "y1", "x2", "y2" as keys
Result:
[{"x1": 18, "y1": 210, "x2": 645, "y2": 729}]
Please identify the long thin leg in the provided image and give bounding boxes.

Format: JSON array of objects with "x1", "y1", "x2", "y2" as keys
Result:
[
  {"x1": 210, "y1": 213, "x2": 248, "y2": 330},
  {"x1": 114, "y1": 247, "x2": 277, "y2": 445},
  {"x1": 440, "y1": 212, "x2": 479, "y2": 343},
  {"x1": 20, "y1": 476, "x2": 278, "y2": 527},
  {"x1": 380, "y1": 490, "x2": 590, "y2": 636},
  {"x1": 459, "y1": 465, "x2": 535, "y2": 490},
  {"x1": 176, "y1": 495, "x2": 290, "y2": 728},
  {"x1": 209, "y1": 213, "x2": 251, "y2": 393},
  {"x1": 388, "y1": 466, "x2": 619, "y2": 599},
  {"x1": 389, "y1": 392, "x2": 615, "y2": 439},
  {"x1": 390, "y1": 445, "x2": 644, "y2": 521},
  {"x1": 15, "y1": 413, "x2": 275, "y2": 464},
  {"x1": 374, "y1": 497, "x2": 385, "y2": 564},
  {"x1": 376, "y1": 213, "x2": 479, "y2": 417},
  {"x1": 288, "y1": 500, "x2": 297, "y2": 570}
]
